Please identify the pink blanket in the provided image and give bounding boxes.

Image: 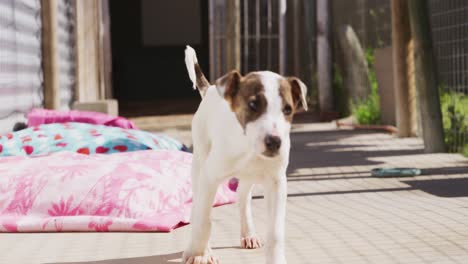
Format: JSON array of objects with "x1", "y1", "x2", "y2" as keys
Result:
[
  {"x1": 27, "y1": 108, "x2": 137, "y2": 129},
  {"x1": 0, "y1": 151, "x2": 236, "y2": 232}
]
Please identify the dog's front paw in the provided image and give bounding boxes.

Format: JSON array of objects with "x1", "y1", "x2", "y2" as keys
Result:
[
  {"x1": 182, "y1": 250, "x2": 219, "y2": 264},
  {"x1": 241, "y1": 235, "x2": 263, "y2": 249}
]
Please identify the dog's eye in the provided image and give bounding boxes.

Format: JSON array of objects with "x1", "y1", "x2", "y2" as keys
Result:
[
  {"x1": 283, "y1": 104, "x2": 292, "y2": 115},
  {"x1": 248, "y1": 100, "x2": 259, "y2": 112}
]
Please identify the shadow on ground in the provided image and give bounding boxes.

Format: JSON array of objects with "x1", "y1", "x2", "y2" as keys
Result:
[
  {"x1": 288, "y1": 129, "x2": 424, "y2": 172},
  {"x1": 404, "y1": 178, "x2": 468, "y2": 198},
  {"x1": 45, "y1": 252, "x2": 182, "y2": 264},
  {"x1": 287, "y1": 166, "x2": 468, "y2": 182},
  {"x1": 287, "y1": 128, "x2": 468, "y2": 198}
]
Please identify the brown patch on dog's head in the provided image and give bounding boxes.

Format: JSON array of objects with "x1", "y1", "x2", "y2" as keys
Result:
[
  {"x1": 216, "y1": 72, "x2": 267, "y2": 129},
  {"x1": 278, "y1": 79, "x2": 296, "y2": 122},
  {"x1": 287, "y1": 77, "x2": 308, "y2": 111},
  {"x1": 278, "y1": 77, "x2": 309, "y2": 122}
]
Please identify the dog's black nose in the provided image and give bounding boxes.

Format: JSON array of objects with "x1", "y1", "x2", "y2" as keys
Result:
[{"x1": 264, "y1": 135, "x2": 281, "y2": 152}]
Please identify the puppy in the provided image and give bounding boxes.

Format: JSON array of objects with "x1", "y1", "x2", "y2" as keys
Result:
[{"x1": 183, "y1": 46, "x2": 307, "y2": 264}]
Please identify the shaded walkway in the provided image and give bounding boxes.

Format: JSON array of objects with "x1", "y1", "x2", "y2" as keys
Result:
[{"x1": 2, "y1": 120, "x2": 468, "y2": 264}]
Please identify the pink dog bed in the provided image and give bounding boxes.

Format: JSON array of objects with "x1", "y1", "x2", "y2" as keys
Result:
[
  {"x1": 0, "y1": 150, "x2": 236, "y2": 232},
  {"x1": 27, "y1": 108, "x2": 137, "y2": 129}
]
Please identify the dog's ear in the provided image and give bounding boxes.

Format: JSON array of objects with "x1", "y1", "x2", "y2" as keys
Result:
[
  {"x1": 215, "y1": 70, "x2": 242, "y2": 103},
  {"x1": 287, "y1": 77, "x2": 308, "y2": 111}
]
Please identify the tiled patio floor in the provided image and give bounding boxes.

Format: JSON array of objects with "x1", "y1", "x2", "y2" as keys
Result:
[{"x1": 2, "y1": 120, "x2": 468, "y2": 264}]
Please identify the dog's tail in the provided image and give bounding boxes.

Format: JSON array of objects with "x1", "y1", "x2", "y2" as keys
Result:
[{"x1": 185, "y1": 45, "x2": 210, "y2": 97}]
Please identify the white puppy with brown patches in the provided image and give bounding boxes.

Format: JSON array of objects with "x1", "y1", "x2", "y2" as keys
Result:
[{"x1": 183, "y1": 46, "x2": 307, "y2": 264}]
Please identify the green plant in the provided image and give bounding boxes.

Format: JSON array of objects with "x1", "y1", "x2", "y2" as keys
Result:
[
  {"x1": 440, "y1": 88, "x2": 468, "y2": 156},
  {"x1": 351, "y1": 49, "x2": 381, "y2": 125},
  {"x1": 463, "y1": 145, "x2": 468, "y2": 158}
]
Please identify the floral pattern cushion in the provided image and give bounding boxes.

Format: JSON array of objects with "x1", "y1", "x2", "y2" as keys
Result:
[
  {"x1": 0, "y1": 150, "x2": 236, "y2": 232},
  {"x1": 0, "y1": 122, "x2": 183, "y2": 157}
]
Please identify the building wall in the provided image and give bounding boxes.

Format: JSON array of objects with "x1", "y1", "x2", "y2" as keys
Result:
[
  {"x1": 0, "y1": 0, "x2": 78, "y2": 133},
  {"x1": 0, "y1": 0, "x2": 43, "y2": 133}
]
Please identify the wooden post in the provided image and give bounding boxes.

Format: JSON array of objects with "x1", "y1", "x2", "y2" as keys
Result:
[
  {"x1": 407, "y1": 39, "x2": 421, "y2": 137},
  {"x1": 226, "y1": 0, "x2": 241, "y2": 71},
  {"x1": 408, "y1": 0, "x2": 446, "y2": 153},
  {"x1": 99, "y1": 0, "x2": 113, "y2": 99},
  {"x1": 209, "y1": 0, "x2": 215, "y2": 80},
  {"x1": 279, "y1": 0, "x2": 287, "y2": 75},
  {"x1": 316, "y1": 0, "x2": 334, "y2": 113},
  {"x1": 391, "y1": 0, "x2": 412, "y2": 137},
  {"x1": 293, "y1": 0, "x2": 300, "y2": 75},
  {"x1": 234, "y1": 0, "x2": 241, "y2": 71},
  {"x1": 74, "y1": 0, "x2": 104, "y2": 102},
  {"x1": 41, "y1": 0, "x2": 60, "y2": 109}
]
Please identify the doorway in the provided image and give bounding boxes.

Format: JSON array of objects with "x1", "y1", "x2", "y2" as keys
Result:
[{"x1": 109, "y1": 0, "x2": 209, "y2": 116}]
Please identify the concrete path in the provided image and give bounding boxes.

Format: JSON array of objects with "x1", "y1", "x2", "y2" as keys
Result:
[{"x1": 2, "y1": 119, "x2": 468, "y2": 264}]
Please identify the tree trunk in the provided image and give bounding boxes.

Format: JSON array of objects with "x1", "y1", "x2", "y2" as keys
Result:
[
  {"x1": 316, "y1": 0, "x2": 334, "y2": 113},
  {"x1": 408, "y1": 0, "x2": 446, "y2": 153},
  {"x1": 337, "y1": 25, "x2": 371, "y2": 101},
  {"x1": 391, "y1": 0, "x2": 412, "y2": 137}
]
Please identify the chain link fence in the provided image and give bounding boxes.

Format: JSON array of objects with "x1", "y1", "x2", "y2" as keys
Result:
[
  {"x1": 332, "y1": 0, "x2": 392, "y2": 50},
  {"x1": 429, "y1": 0, "x2": 468, "y2": 155},
  {"x1": 330, "y1": 0, "x2": 467, "y2": 155},
  {"x1": 429, "y1": 0, "x2": 468, "y2": 95}
]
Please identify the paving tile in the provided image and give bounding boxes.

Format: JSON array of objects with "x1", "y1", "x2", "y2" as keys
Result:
[{"x1": 1, "y1": 122, "x2": 468, "y2": 264}]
